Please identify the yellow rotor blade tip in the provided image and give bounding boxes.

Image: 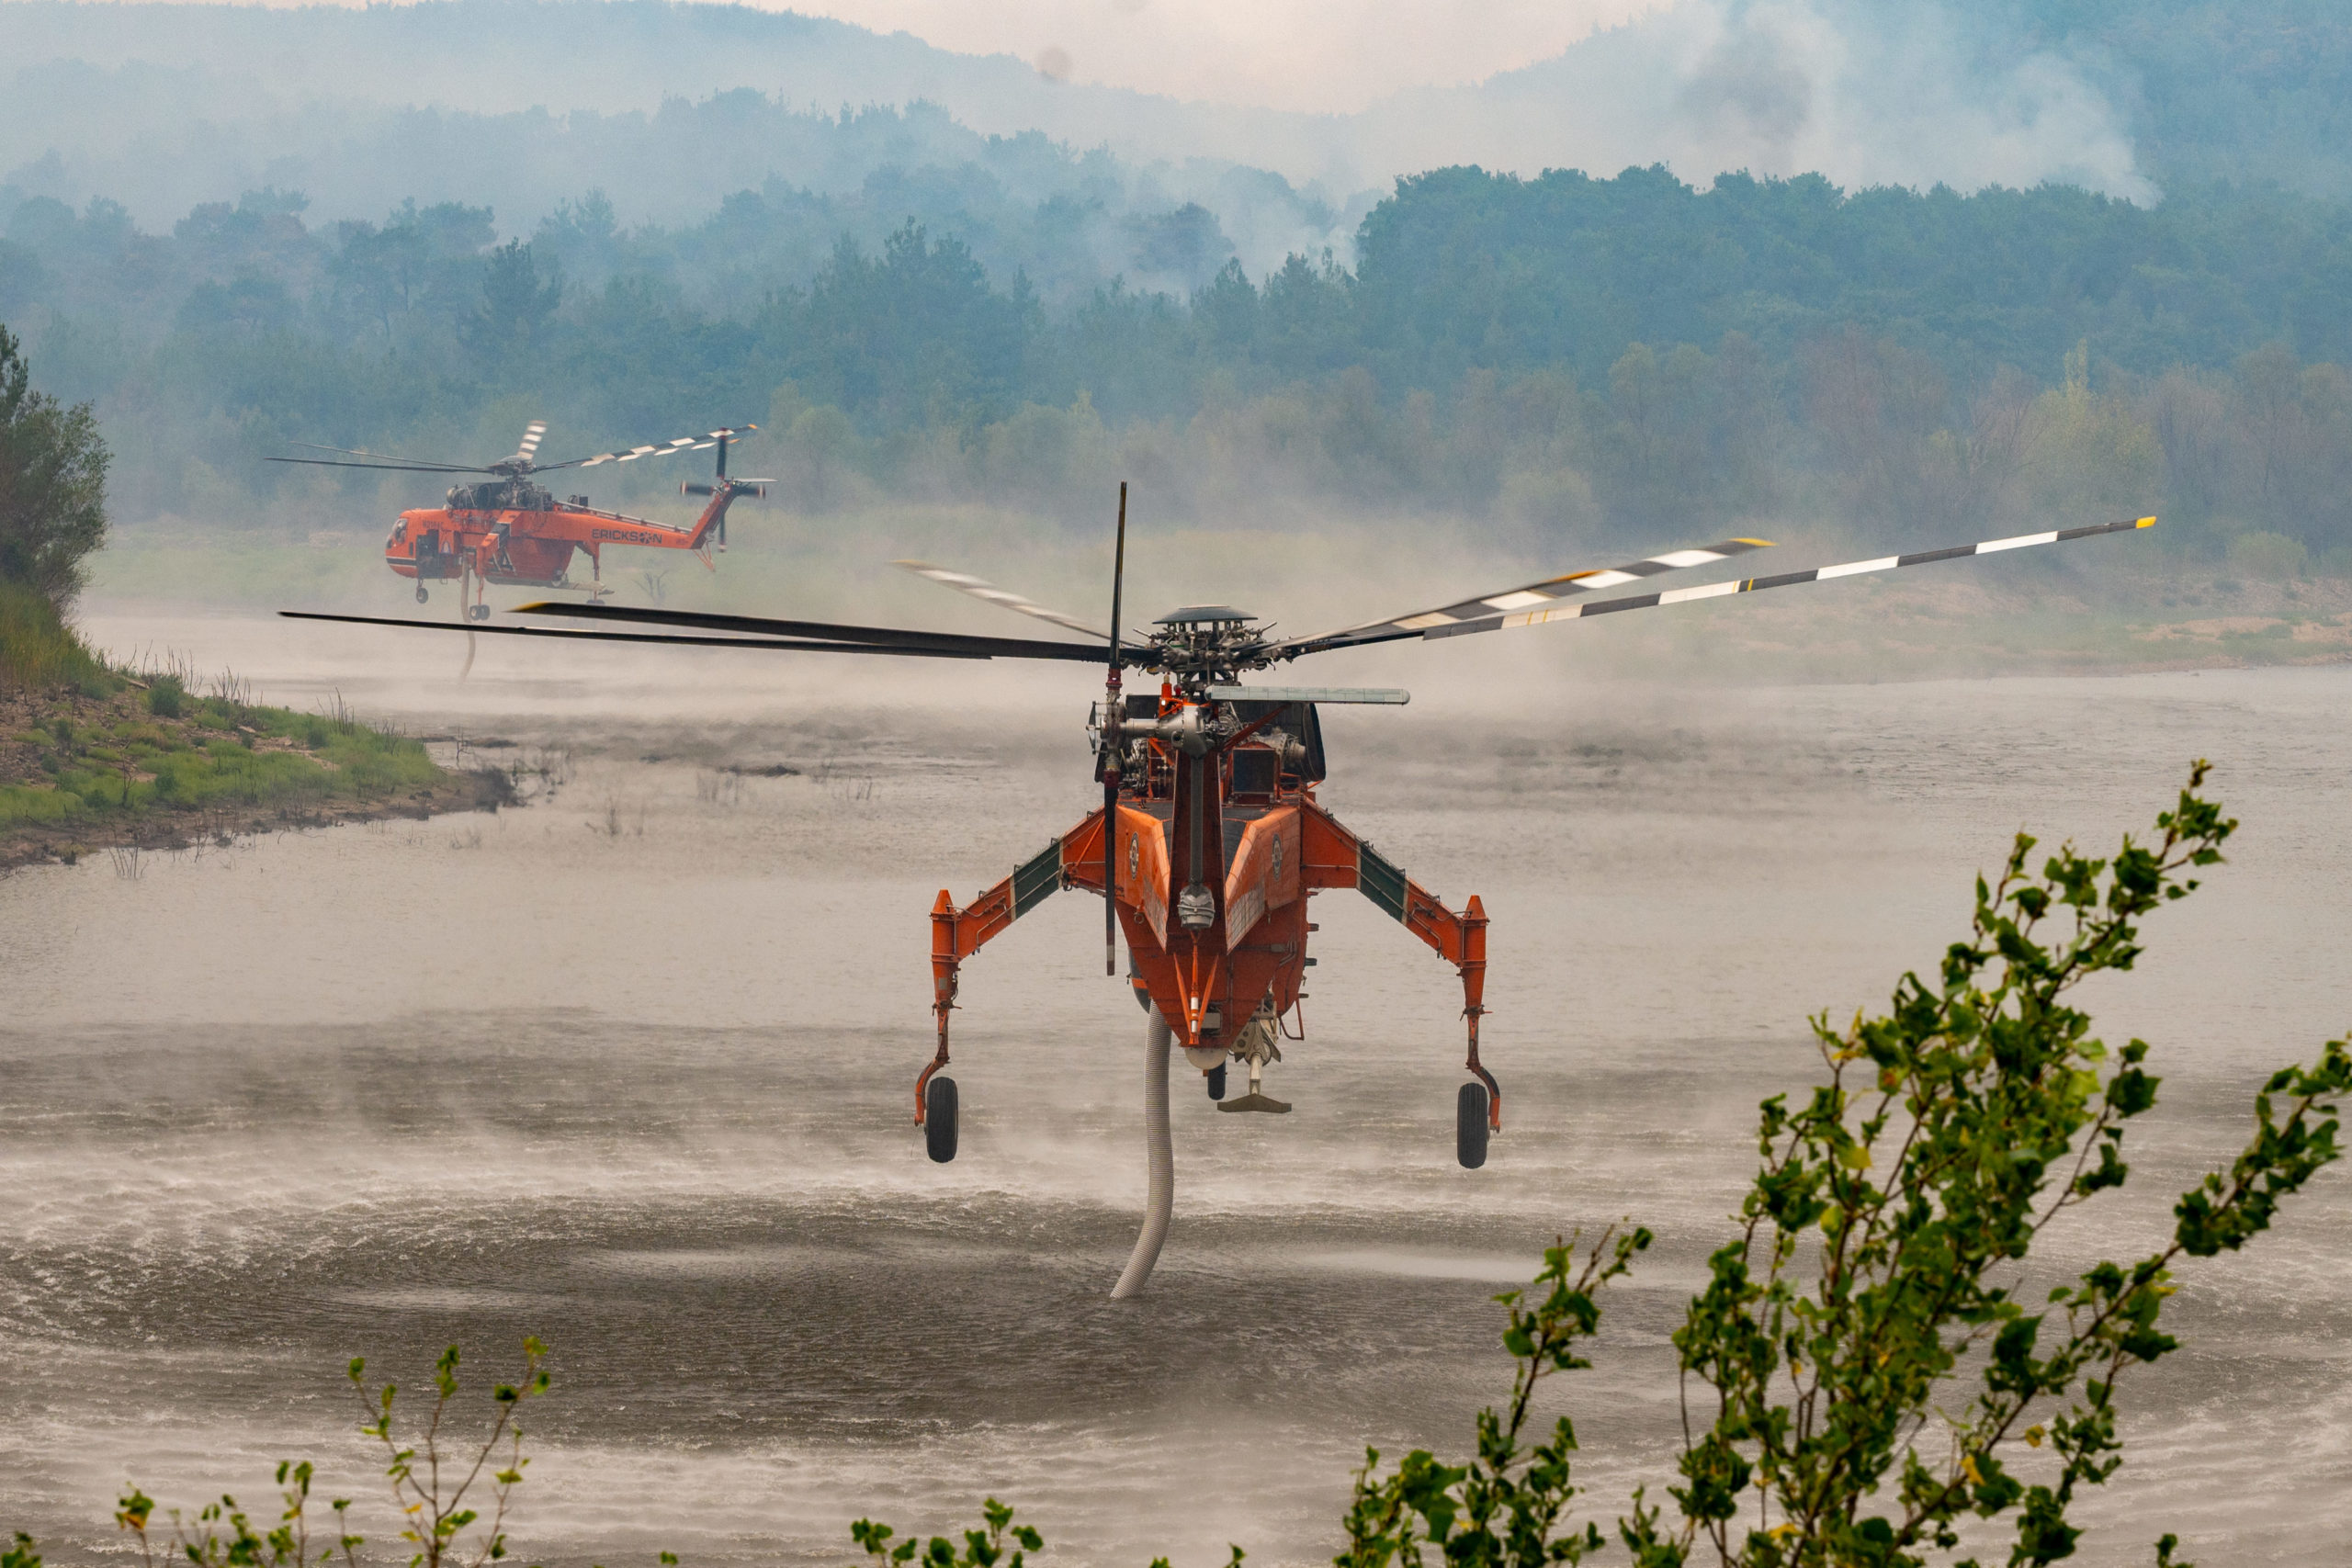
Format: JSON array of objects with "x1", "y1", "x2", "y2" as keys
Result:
[
  {"x1": 2135, "y1": 515, "x2": 2157, "y2": 528},
  {"x1": 1735, "y1": 536, "x2": 1777, "y2": 547}
]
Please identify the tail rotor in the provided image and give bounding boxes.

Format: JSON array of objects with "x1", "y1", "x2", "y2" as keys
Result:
[{"x1": 679, "y1": 431, "x2": 771, "y2": 552}]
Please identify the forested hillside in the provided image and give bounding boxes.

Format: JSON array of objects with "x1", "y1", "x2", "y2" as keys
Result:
[{"x1": 5, "y1": 155, "x2": 2348, "y2": 574}]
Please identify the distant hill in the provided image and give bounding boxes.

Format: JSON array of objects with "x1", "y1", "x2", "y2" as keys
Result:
[
  {"x1": 0, "y1": 0, "x2": 1370, "y2": 228},
  {"x1": 3, "y1": 0, "x2": 2259, "y2": 243}
]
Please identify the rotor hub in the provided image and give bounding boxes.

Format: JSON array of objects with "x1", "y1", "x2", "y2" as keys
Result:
[{"x1": 1142, "y1": 606, "x2": 1278, "y2": 691}]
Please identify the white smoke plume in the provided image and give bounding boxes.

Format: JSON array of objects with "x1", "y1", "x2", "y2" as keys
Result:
[{"x1": 1344, "y1": 0, "x2": 2154, "y2": 200}]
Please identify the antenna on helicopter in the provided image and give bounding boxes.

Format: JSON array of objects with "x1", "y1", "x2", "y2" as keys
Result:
[
  {"x1": 1101, "y1": 482, "x2": 1128, "y2": 976},
  {"x1": 709, "y1": 431, "x2": 729, "y2": 548}
]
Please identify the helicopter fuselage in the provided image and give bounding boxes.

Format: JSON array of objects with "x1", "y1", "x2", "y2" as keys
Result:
[
  {"x1": 384, "y1": 479, "x2": 761, "y2": 590},
  {"x1": 924, "y1": 688, "x2": 1496, "y2": 1130}
]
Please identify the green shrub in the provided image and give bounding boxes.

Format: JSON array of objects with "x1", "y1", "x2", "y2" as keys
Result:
[{"x1": 144, "y1": 674, "x2": 186, "y2": 718}]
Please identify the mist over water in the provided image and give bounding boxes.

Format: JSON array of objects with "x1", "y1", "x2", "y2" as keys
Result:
[{"x1": 3, "y1": 614, "x2": 2348, "y2": 1565}]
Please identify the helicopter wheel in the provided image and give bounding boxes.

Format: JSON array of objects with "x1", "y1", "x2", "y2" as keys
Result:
[
  {"x1": 1205, "y1": 1062, "x2": 1227, "y2": 1100},
  {"x1": 1456, "y1": 1082, "x2": 1490, "y2": 1170},
  {"x1": 924, "y1": 1076, "x2": 959, "y2": 1164},
  {"x1": 414, "y1": 583, "x2": 429, "y2": 604},
  {"x1": 468, "y1": 604, "x2": 491, "y2": 623}
]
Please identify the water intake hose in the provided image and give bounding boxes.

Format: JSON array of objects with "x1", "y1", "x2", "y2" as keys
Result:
[{"x1": 1110, "y1": 1010, "x2": 1174, "y2": 1299}]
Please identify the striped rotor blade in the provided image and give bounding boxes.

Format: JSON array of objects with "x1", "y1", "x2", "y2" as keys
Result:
[
  {"x1": 894, "y1": 559, "x2": 1111, "y2": 639},
  {"x1": 1282, "y1": 536, "x2": 1775, "y2": 655},
  {"x1": 1416, "y1": 517, "x2": 2156, "y2": 642},
  {"x1": 515, "y1": 420, "x2": 547, "y2": 459},
  {"x1": 557, "y1": 423, "x2": 758, "y2": 469}
]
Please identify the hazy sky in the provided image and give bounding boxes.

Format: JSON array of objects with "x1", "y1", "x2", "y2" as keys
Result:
[{"x1": 707, "y1": 0, "x2": 1663, "y2": 113}]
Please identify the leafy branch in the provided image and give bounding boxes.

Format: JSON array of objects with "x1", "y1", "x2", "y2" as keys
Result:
[
  {"x1": 1618, "y1": 761, "x2": 2348, "y2": 1566},
  {"x1": 1336, "y1": 1225, "x2": 1652, "y2": 1568},
  {"x1": 854, "y1": 1498, "x2": 1046, "y2": 1568},
  {"x1": 350, "y1": 1338, "x2": 550, "y2": 1568},
  {"x1": 116, "y1": 1461, "x2": 360, "y2": 1568}
]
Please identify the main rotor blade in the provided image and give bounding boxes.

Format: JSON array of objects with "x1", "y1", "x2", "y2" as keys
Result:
[
  {"x1": 896, "y1": 559, "x2": 1111, "y2": 639},
  {"x1": 288, "y1": 441, "x2": 483, "y2": 469},
  {"x1": 542, "y1": 424, "x2": 758, "y2": 471},
  {"x1": 509, "y1": 600, "x2": 1123, "y2": 663},
  {"x1": 1279, "y1": 536, "x2": 1776, "y2": 657},
  {"x1": 277, "y1": 611, "x2": 989, "y2": 659},
  {"x1": 267, "y1": 457, "x2": 493, "y2": 474},
  {"x1": 1391, "y1": 517, "x2": 2156, "y2": 646}
]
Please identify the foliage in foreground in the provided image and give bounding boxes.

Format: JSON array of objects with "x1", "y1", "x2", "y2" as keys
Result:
[
  {"x1": 2, "y1": 769, "x2": 2343, "y2": 1568},
  {"x1": 1325, "y1": 763, "x2": 2348, "y2": 1567},
  {"x1": 111, "y1": 1341, "x2": 553, "y2": 1568}
]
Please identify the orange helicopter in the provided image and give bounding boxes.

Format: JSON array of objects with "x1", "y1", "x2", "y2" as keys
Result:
[
  {"x1": 284, "y1": 496, "x2": 2154, "y2": 1296},
  {"x1": 271, "y1": 420, "x2": 769, "y2": 619}
]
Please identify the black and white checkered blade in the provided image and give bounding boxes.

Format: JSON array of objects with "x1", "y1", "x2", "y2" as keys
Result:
[
  {"x1": 553, "y1": 424, "x2": 758, "y2": 470},
  {"x1": 894, "y1": 559, "x2": 1111, "y2": 640},
  {"x1": 1281, "y1": 536, "x2": 1776, "y2": 656},
  {"x1": 1415, "y1": 516, "x2": 2157, "y2": 642}
]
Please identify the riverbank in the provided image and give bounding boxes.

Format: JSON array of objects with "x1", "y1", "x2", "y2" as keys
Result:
[{"x1": 0, "y1": 644, "x2": 500, "y2": 870}]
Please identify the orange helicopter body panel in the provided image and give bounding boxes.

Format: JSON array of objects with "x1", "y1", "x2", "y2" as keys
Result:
[{"x1": 383, "y1": 494, "x2": 737, "y2": 589}]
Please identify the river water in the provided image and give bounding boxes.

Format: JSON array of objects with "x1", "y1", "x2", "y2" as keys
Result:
[{"x1": 2, "y1": 610, "x2": 2346, "y2": 1566}]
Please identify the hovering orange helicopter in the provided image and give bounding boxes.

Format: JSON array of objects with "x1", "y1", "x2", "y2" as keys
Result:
[
  {"x1": 285, "y1": 497, "x2": 2154, "y2": 1296},
  {"x1": 271, "y1": 420, "x2": 769, "y2": 620}
]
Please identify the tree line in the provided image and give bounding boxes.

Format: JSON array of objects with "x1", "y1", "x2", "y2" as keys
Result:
[{"x1": 5, "y1": 164, "x2": 2351, "y2": 565}]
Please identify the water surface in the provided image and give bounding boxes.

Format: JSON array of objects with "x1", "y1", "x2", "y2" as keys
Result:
[{"x1": 4, "y1": 614, "x2": 2346, "y2": 1565}]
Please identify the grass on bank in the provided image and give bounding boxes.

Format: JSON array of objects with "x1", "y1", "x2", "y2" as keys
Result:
[
  {"x1": 0, "y1": 581, "x2": 109, "y2": 695},
  {"x1": 0, "y1": 586, "x2": 441, "y2": 835}
]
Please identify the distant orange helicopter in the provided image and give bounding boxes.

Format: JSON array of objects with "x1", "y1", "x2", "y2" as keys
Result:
[
  {"x1": 271, "y1": 420, "x2": 769, "y2": 620},
  {"x1": 286, "y1": 498, "x2": 2154, "y2": 1296}
]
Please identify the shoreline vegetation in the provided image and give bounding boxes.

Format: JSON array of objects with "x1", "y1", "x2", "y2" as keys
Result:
[{"x1": 0, "y1": 585, "x2": 496, "y2": 869}]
